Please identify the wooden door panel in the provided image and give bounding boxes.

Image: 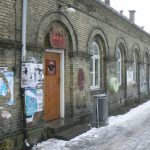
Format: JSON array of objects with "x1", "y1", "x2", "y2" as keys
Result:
[{"x1": 44, "y1": 52, "x2": 60, "y2": 121}]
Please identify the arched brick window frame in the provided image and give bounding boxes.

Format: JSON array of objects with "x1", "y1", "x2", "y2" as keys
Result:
[
  {"x1": 115, "y1": 38, "x2": 128, "y2": 86},
  {"x1": 87, "y1": 28, "x2": 109, "y2": 90},
  {"x1": 132, "y1": 44, "x2": 140, "y2": 84},
  {"x1": 90, "y1": 41, "x2": 100, "y2": 89},
  {"x1": 144, "y1": 51, "x2": 149, "y2": 93}
]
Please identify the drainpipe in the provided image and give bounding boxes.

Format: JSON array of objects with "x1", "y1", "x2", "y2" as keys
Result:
[
  {"x1": 22, "y1": 0, "x2": 27, "y2": 62},
  {"x1": 21, "y1": 0, "x2": 31, "y2": 149}
]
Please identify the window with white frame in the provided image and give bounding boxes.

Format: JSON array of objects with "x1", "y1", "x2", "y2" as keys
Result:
[
  {"x1": 90, "y1": 41, "x2": 100, "y2": 89},
  {"x1": 116, "y1": 48, "x2": 122, "y2": 84},
  {"x1": 133, "y1": 53, "x2": 137, "y2": 83}
]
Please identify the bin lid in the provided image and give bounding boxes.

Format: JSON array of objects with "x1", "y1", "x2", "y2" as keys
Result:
[{"x1": 93, "y1": 93, "x2": 106, "y2": 98}]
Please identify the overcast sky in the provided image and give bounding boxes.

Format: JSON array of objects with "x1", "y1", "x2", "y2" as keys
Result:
[{"x1": 102, "y1": 0, "x2": 150, "y2": 33}]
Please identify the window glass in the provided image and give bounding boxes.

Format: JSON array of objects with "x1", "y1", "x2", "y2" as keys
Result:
[
  {"x1": 116, "y1": 48, "x2": 121, "y2": 84},
  {"x1": 90, "y1": 41, "x2": 100, "y2": 89},
  {"x1": 95, "y1": 59, "x2": 98, "y2": 86},
  {"x1": 93, "y1": 44, "x2": 99, "y2": 55},
  {"x1": 144, "y1": 54, "x2": 148, "y2": 82},
  {"x1": 133, "y1": 53, "x2": 136, "y2": 82}
]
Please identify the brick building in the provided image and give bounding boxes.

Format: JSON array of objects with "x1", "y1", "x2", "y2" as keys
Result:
[{"x1": 0, "y1": 0, "x2": 150, "y2": 149}]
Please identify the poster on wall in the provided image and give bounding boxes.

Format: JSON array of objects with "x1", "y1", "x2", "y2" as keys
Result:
[
  {"x1": 25, "y1": 88, "x2": 37, "y2": 117},
  {"x1": 4, "y1": 72, "x2": 15, "y2": 105},
  {"x1": 0, "y1": 67, "x2": 8, "y2": 97},
  {"x1": 0, "y1": 76, "x2": 8, "y2": 97},
  {"x1": 25, "y1": 88, "x2": 43, "y2": 122},
  {"x1": 0, "y1": 67, "x2": 8, "y2": 73},
  {"x1": 37, "y1": 89, "x2": 43, "y2": 112},
  {"x1": 21, "y1": 63, "x2": 36, "y2": 88},
  {"x1": 0, "y1": 71, "x2": 15, "y2": 105},
  {"x1": 21, "y1": 63, "x2": 44, "y2": 88},
  {"x1": 35, "y1": 64, "x2": 44, "y2": 86}
]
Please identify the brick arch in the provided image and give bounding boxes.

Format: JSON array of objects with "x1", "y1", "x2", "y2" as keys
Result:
[
  {"x1": 115, "y1": 37, "x2": 128, "y2": 61},
  {"x1": 87, "y1": 28, "x2": 109, "y2": 90},
  {"x1": 132, "y1": 44, "x2": 141, "y2": 62},
  {"x1": 36, "y1": 11, "x2": 77, "y2": 52},
  {"x1": 87, "y1": 28, "x2": 109, "y2": 58},
  {"x1": 143, "y1": 48, "x2": 149, "y2": 63},
  {"x1": 114, "y1": 37, "x2": 128, "y2": 87}
]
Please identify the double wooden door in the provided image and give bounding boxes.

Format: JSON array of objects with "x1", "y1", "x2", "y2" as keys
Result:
[{"x1": 44, "y1": 52, "x2": 60, "y2": 121}]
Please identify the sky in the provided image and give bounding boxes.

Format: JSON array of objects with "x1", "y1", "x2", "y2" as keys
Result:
[{"x1": 102, "y1": 0, "x2": 150, "y2": 33}]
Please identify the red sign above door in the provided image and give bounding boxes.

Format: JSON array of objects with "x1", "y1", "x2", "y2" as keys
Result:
[{"x1": 49, "y1": 25, "x2": 67, "y2": 49}]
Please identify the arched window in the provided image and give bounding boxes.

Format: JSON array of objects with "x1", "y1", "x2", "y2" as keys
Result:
[
  {"x1": 144, "y1": 53, "x2": 148, "y2": 84},
  {"x1": 90, "y1": 41, "x2": 100, "y2": 89},
  {"x1": 116, "y1": 48, "x2": 122, "y2": 84},
  {"x1": 133, "y1": 53, "x2": 137, "y2": 83}
]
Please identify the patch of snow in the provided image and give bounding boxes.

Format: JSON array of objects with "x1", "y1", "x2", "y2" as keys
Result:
[
  {"x1": 32, "y1": 101, "x2": 150, "y2": 150},
  {"x1": 32, "y1": 139, "x2": 67, "y2": 150}
]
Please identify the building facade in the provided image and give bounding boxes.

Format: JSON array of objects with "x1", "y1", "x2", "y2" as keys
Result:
[{"x1": 0, "y1": 0, "x2": 150, "y2": 149}]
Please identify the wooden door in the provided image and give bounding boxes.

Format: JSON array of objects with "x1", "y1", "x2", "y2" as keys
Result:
[{"x1": 44, "y1": 52, "x2": 60, "y2": 121}]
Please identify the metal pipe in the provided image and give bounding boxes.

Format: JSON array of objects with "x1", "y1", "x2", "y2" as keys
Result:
[
  {"x1": 21, "y1": 0, "x2": 32, "y2": 149},
  {"x1": 22, "y1": 0, "x2": 27, "y2": 62},
  {"x1": 96, "y1": 99, "x2": 100, "y2": 127}
]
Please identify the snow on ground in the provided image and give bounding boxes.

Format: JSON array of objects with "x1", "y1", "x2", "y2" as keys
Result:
[{"x1": 32, "y1": 101, "x2": 150, "y2": 150}]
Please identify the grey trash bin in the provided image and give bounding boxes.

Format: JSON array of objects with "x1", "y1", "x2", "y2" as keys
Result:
[{"x1": 93, "y1": 93, "x2": 108, "y2": 127}]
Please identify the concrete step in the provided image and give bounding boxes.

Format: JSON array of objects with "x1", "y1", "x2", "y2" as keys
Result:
[
  {"x1": 54, "y1": 124, "x2": 90, "y2": 141},
  {"x1": 46, "y1": 118, "x2": 80, "y2": 133}
]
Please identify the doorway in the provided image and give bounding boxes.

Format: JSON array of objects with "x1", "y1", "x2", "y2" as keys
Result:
[{"x1": 44, "y1": 50, "x2": 64, "y2": 121}]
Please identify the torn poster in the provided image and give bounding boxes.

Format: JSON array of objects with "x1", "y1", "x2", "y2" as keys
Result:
[
  {"x1": 21, "y1": 63, "x2": 36, "y2": 88},
  {"x1": 35, "y1": 64, "x2": 44, "y2": 86},
  {"x1": 25, "y1": 88, "x2": 37, "y2": 117},
  {"x1": 37, "y1": 89, "x2": 43, "y2": 112},
  {"x1": 4, "y1": 72, "x2": 15, "y2": 105}
]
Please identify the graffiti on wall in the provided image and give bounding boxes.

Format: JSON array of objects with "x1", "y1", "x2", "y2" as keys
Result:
[
  {"x1": 77, "y1": 68, "x2": 85, "y2": 91},
  {"x1": 108, "y1": 77, "x2": 119, "y2": 92}
]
